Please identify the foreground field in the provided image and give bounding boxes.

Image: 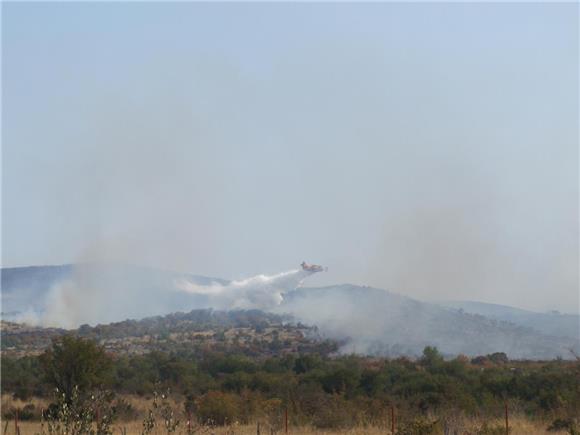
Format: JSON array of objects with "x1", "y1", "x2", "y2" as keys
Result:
[
  {"x1": 0, "y1": 395, "x2": 571, "y2": 435},
  {"x1": 1, "y1": 418, "x2": 571, "y2": 435},
  {"x1": 3, "y1": 336, "x2": 579, "y2": 435}
]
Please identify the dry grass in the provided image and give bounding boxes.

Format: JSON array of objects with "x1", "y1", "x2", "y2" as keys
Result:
[
  {"x1": 0, "y1": 394, "x2": 567, "y2": 435},
  {"x1": 0, "y1": 396, "x2": 50, "y2": 413},
  {"x1": 0, "y1": 417, "x2": 567, "y2": 435}
]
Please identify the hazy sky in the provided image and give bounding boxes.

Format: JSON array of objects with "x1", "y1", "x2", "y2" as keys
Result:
[{"x1": 2, "y1": 3, "x2": 578, "y2": 313}]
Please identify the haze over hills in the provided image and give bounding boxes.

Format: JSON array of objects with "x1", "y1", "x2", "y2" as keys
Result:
[
  {"x1": 2, "y1": 264, "x2": 579, "y2": 359},
  {"x1": 1, "y1": 264, "x2": 226, "y2": 327},
  {"x1": 438, "y1": 300, "x2": 580, "y2": 340},
  {"x1": 282, "y1": 285, "x2": 579, "y2": 359}
]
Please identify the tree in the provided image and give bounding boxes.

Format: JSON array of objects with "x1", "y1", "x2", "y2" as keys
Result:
[
  {"x1": 420, "y1": 346, "x2": 444, "y2": 370},
  {"x1": 294, "y1": 354, "x2": 322, "y2": 374},
  {"x1": 488, "y1": 352, "x2": 509, "y2": 365},
  {"x1": 40, "y1": 335, "x2": 112, "y2": 401}
]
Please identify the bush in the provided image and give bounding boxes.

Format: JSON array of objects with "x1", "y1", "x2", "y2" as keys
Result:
[
  {"x1": 474, "y1": 422, "x2": 510, "y2": 435},
  {"x1": 195, "y1": 391, "x2": 240, "y2": 425},
  {"x1": 3, "y1": 404, "x2": 36, "y2": 421},
  {"x1": 397, "y1": 417, "x2": 442, "y2": 435},
  {"x1": 112, "y1": 398, "x2": 138, "y2": 421},
  {"x1": 548, "y1": 418, "x2": 579, "y2": 434},
  {"x1": 310, "y1": 394, "x2": 358, "y2": 429},
  {"x1": 41, "y1": 387, "x2": 116, "y2": 435}
]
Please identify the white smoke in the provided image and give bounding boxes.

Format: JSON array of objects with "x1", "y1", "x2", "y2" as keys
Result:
[
  {"x1": 5, "y1": 265, "x2": 319, "y2": 329},
  {"x1": 175, "y1": 269, "x2": 313, "y2": 310},
  {"x1": 42, "y1": 278, "x2": 115, "y2": 329},
  {"x1": 5, "y1": 280, "x2": 83, "y2": 329},
  {"x1": 11, "y1": 308, "x2": 42, "y2": 327}
]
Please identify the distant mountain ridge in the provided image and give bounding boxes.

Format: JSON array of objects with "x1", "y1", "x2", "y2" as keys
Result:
[
  {"x1": 2, "y1": 264, "x2": 579, "y2": 359},
  {"x1": 437, "y1": 300, "x2": 580, "y2": 340}
]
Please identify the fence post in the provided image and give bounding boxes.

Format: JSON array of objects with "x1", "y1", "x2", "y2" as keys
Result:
[
  {"x1": 14, "y1": 408, "x2": 20, "y2": 435},
  {"x1": 391, "y1": 405, "x2": 395, "y2": 434},
  {"x1": 285, "y1": 407, "x2": 288, "y2": 434},
  {"x1": 257, "y1": 421, "x2": 260, "y2": 435},
  {"x1": 504, "y1": 402, "x2": 509, "y2": 434}
]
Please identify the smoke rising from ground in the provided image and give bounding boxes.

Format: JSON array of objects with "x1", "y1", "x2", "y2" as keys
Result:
[
  {"x1": 18, "y1": 264, "x2": 204, "y2": 328},
  {"x1": 3, "y1": 263, "x2": 578, "y2": 358},
  {"x1": 10, "y1": 265, "x2": 317, "y2": 329}
]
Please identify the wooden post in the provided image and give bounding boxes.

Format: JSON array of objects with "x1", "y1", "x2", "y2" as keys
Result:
[
  {"x1": 15, "y1": 408, "x2": 19, "y2": 435},
  {"x1": 504, "y1": 402, "x2": 509, "y2": 434},
  {"x1": 391, "y1": 405, "x2": 395, "y2": 434},
  {"x1": 285, "y1": 407, "x2": 288, "y2": 434},
  {"x1": 257, "y1": 421, "x2": 260, "y2": 435}
]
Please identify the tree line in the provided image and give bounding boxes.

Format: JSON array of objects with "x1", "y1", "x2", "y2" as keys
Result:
[{"x1": 2, "y1": 336, "x2": 579, "y2": 429}]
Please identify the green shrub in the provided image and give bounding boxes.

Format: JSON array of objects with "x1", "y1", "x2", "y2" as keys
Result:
[
  {"x1": 548, "y1": 418, "x2": 579, "y2": 434},
  {"x1": 195, "y1": 391, "x2": 240, "y2": 425},
  {"x1": 3, "y1": 403, "x2": 36, "y2": 421},
  {"x1": 397, "y1": 417, "x2": 443, "y2": 435}
]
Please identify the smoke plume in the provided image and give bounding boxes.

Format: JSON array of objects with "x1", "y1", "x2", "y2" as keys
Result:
[
  {"x1": 175, "y1": 269, "x2": 313, "y2": 310},
  {"x1": 9, "y1": 264, "x2": 318, "y2": 328}
]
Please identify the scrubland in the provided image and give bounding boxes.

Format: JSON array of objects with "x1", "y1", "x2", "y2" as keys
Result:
[{"x1": 2, "y1": 335, "x2": 579, "y2": 435}]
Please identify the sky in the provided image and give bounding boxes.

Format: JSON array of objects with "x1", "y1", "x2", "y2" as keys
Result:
[{"x1": 2, "y1": 2, "x2": 578, "y2": 313}]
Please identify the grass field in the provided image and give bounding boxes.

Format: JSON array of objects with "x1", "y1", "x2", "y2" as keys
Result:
[
  {"x1": 0, "y1": 417, "x2": 568, "y2": 435},
  {"x1": 1, "y1": 394, "x2": 572, "y2": 434}
]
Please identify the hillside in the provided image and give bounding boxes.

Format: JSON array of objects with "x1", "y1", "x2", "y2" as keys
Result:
[
  {"x1": 2, "y1": 264, "x2": 579, "y2": 359},
  {"x1": 280, "y1": 285, "x2": 580, "y2": 359},
  {"x1": 438, "y1": 300, "x2": 580, "y2": 340},
  {"x1": 1, "y1": 309, "x2": 335, "y2": 358}
]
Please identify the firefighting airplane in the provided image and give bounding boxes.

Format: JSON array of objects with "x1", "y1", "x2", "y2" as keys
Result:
[{"x1": 300, "y1": 261, "x2": 327, "y2": 273}]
